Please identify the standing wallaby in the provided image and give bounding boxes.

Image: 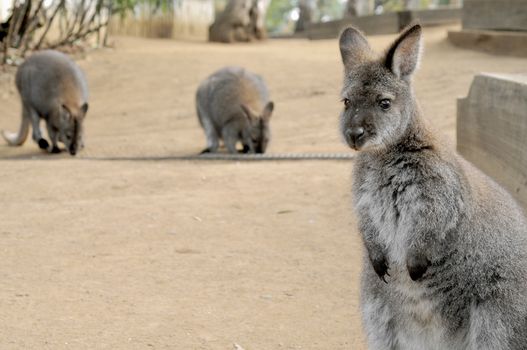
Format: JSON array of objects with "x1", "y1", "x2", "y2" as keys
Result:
[
  {"x1": 2, "y1": 50, "x2": 89, "y2": 155},
  {"x1": 196, "y1": 66, "x2": 274, "y2": 154},
  {"x1": 339, "y1": 24, "x2": 527, "y2": 349}
]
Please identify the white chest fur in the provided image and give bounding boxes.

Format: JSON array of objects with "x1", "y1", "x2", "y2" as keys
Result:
[{"x1": 354, "y1": 168, "x2": 413, "y2": 266}]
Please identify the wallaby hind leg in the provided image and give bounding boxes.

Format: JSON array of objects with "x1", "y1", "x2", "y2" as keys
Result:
[
  {"x1": 197, "y1": 106, "x2": 219, "y2": 153},
  {"x1": 362, "y1": 268, "x2": 399, "y2": 350},
  {"x1": 25, "y1": 105, "x2": 48, "y2": 150}
]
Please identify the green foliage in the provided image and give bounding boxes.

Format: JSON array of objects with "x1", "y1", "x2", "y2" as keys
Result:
[
  {"x1": 266, "y1": 0, "x2": 298, "y2": 33},
  {"x1": 114, "y1": 0, "x2": 138, "y2": 18},
  {"x1": 378, "y1": 0, "x2": 404, "y2": 11},
  {"x1": 315, "y1": 0, "x2": 344, "y2": 22},
  {"x1": 266, "y1": 0, "x2": 344, "y2": 34}
]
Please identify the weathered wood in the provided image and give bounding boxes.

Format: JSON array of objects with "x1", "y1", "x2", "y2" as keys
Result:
[
  {"x1": 403, "y1": 8, "x2": 461, "y2": 27},
  {"x1": 448, "y1": 29, "x2": 527, "y2": 58},
  {"x1": 462, "y1": 0, "x2": 527, "y2": 31},
  {"x1": 457, "y1": 73, "x2": 527, "y2": 209},
  {"x1": 305, "y1": 8, "x2": 460, "y2": 40},
  {"x1": 306, "y1": 12, "x2": 399, "y2": 40},
  {"x1": 448, "y1": 0, "x2": 527, "y2": 56}
]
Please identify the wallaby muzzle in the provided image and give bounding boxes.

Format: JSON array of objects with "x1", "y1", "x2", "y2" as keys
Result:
[{"x1": 345, "y1": 127, "x2": 365, "y2": 150}]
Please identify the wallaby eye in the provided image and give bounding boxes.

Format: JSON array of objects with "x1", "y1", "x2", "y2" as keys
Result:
[
  {"x1": 343, "y1": 98, "x2": 351, "y2": 109},
  {"x1": 379, "y1": 99, "x2": 391, "y2": 110}
]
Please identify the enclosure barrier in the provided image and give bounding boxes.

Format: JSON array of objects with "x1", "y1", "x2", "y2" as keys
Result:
[
  {"x1": 0, "y1": 153, "x2": 356, "y2": 161},
  {"x1": 448, "y1": 0, "x2": 527, "y2": 57},
  {"x1": 108, "y1": 0, "x2": 214, "y2": 40},
  {"x1": 302, "y1": 7, "x2": 461, "y2": 40},
  {"x1": 457, "y1": 73, "x2": 527, "y2": 209},
  {"x1": 78, "y1": 153, "x2": 357, "y2": 162}
]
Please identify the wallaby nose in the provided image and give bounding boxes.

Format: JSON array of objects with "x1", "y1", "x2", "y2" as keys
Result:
[{"x1": 345, "y1": 127, "x2": 365, "y2": 147}]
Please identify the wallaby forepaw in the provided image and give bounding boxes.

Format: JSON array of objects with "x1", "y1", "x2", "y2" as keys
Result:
[
  {"x1": 407, "y1": 254, "x2": 430, "y2": 281},
  {"x1": 51, "y1": 146, "x2": 61, "y2": 154},
  {"x1": 38, "y1": 138, "x2": 49, "y2": 150},
  {"x1": 371, "y1": 256, "x2": 390, "y2": 283},
  {"x1": 200, "y1": 148, "x2": 211, "y2": 154}
]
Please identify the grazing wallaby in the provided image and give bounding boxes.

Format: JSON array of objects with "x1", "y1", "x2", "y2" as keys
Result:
[
  {"x1": 339, "y1": 24, "x2": 527, "y2": 349},
  {"x1": 196, "y1": 66, "x2": 274, "y2": 154},
  {"x1": 2, "y1": 50, "x2": 89, "y2": 155},
  {"x1": 208, "y1": 0, "x2": 265, "y2": 43}
]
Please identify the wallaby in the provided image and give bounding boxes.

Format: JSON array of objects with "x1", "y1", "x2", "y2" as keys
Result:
[
  {"x1": 339, "y1": 24, "x2": 527, "y2": 349},
  {"x1": 196, "y1": 66, "x2": 274, "y2": 154},
  {"x1": 208, "y1": 0, "x2": 265, "y2": 43},
  {"x1": 2, "y1": 50, "x2": 89, "y2": 155}
]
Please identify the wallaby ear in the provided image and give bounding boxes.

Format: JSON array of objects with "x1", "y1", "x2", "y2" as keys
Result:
[
  {"x1": 339, "y1": 27, "x2": 373, "y2": 70},
  {"x1": 385, "y1": 24, "x2": 422, "y2": 79},
  {"x1": 262, "y1": 101, "x2": 274, "y2": 121}
]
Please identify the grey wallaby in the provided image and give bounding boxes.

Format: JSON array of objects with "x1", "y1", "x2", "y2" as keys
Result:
[
  {"x1": 2, "y1": 50, "x2": 89, "y2": 155},
  {"x1": 196, "y1": 66, "x2": 274, "y2": 154},
  {"x1": 339, "y1": 24, "x2": 527, "y2": 349}
]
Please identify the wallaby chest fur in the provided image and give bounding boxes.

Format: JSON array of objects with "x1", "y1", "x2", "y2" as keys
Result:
[
  {"x1": 2, "y1": 50, "x2": 89, "y2": 155},
  {"x1": 196, "y1": 66, "x2": 273, "y2": 154},
  {"x1": 339, "y1": 25, "x2": 527, "y2": 349}
]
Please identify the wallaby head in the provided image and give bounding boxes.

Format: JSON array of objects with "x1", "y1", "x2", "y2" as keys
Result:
[
  {"x1": 55, "y1": 102, "x2": 88, "y2": 156},
  {"x1": 240, "y1": 101, "x2": 274, "y2": 153},
  {"x1": 339, "y1": 24, "x2": 422, "y2": 152}
]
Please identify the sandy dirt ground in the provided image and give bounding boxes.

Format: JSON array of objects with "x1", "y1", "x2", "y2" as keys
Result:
[{"x1": 0, "y1": 25, "x2": 526, "y2": 349}]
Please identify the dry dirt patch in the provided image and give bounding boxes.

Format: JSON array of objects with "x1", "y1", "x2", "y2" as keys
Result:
[{"x1": 0, "y1": 25, "x2": 526, "y2": 349}]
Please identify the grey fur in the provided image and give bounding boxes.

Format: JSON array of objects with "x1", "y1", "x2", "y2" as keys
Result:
[
  {"x1": 2, "y1": 50, "x2": 89, "y2": 156},
  {"x1": 339, "y1": 24, "x2": 527, "y2": 349},
  {"x1": 196, "y1": 66, "x2": 274, "y2": 154}
]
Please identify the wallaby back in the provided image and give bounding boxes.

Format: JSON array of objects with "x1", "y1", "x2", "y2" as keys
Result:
[
  {"x1": 196, "y1": 66, "x2": 273, "y2": 154},
  {"x1": 339, "y1": 24, "x2": 527, "y2": 349},
  {"x1": 3, "y1": 50, "x2": 89, "y2": 155},
  {"x1": 16, "y1": 50, "x2": 88, "y2": 116}
]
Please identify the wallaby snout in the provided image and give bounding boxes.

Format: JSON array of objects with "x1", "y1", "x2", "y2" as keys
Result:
[
  {"x1": 344, "y1": 126, "x2": 365, "y2": 150},
  {"x1": 341, "y1": 99, "x2": 390, "y2": 151}
]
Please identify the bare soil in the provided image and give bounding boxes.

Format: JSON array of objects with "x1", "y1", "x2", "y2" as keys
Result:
[{"x1": 0, "y1": 25, "x2": 526, "y2": 349}]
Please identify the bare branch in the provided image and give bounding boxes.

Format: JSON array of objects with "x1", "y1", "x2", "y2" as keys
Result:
[
  {"x1": 18, "y1": 0, "x2": 46, "y2": 56},
  {"x1": 35, "y1": 0, "x2": 65, "y2": 50},
  {"x1": 2, "y1": 0, "x2": 20, "y2": 64}
]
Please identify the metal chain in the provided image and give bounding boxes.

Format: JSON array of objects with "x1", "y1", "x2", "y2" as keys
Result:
[{"x1": 77, "y1": 153, "x2": 356, "y2": 161}]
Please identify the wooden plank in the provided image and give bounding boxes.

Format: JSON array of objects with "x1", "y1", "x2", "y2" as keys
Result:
[
  {"x1": 457, "y1": 73, "x2": 527, "y2": 208},
  {"x1": 463, "y1": 0, "x2": 527, "y2": 31},
  {"x1": 448, "y1": 29, "x2": 527, "y2": 58}
]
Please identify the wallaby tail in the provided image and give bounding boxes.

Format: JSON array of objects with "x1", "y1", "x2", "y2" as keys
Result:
[{"x1": 2, "y1": 116, "x2": 29, "y2": 146}]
